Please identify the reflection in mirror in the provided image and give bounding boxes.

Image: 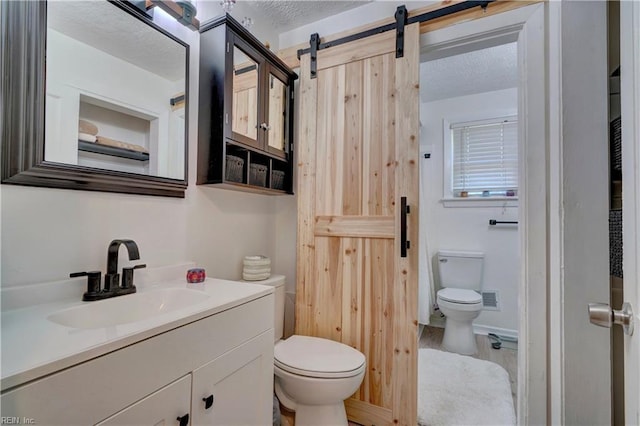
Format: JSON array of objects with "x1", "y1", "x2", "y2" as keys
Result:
[
  {"x1": 45, "y1": 1, "x2": 186, "y2": 180},
  {"x1": 232, "y1": 46, "x2": 258, "y2": 141},
  {"x1": 268, "y1": 74, "x2": 286, "y2": 152}
]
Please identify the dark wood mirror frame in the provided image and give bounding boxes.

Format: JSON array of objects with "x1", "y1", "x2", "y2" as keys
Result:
[{"x1": 1, "y1": 1, "x2": 189, "y2": 198}]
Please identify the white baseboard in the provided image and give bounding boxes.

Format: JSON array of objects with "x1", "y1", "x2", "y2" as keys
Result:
[
  {"x1": 425, "y1": 314, "x2": 518, "y2": 341},
  {"x1": 426, "y1": 314, "x2": 446, "y2": 328},
  {"x1": 473, "y1": 324, "x2": 518, "y2": 340}
]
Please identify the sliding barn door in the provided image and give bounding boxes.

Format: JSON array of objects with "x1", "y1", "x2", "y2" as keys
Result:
[{"x1": 296, "y1": 24, "x2": 420, "y2": 426}]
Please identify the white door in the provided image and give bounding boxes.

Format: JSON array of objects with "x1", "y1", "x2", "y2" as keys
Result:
[
  {"x1": 590, "y1": 2, "x2": 640, "y2": 422},
  {"x1": 620, "y1": 1, "x2": 640, "y2": 422}
]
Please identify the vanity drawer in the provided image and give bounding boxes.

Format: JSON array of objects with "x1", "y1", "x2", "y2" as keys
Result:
[
  {"x1": 96, "y1": 374, "x2": 192, "y2": 426},
  {"x1": 0, "y1": 295, "x2": 273, "y2": 424}
]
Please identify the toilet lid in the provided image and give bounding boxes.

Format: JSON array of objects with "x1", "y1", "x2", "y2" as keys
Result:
[
  {"x1": 274, "y1": 335, "x2": 366, "y2": 379},
  {"x1": 438, "y1": 288, "x2": 482, "y2": 304}
]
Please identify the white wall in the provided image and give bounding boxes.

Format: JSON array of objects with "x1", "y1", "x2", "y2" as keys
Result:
[
  {"x1": 421, "y1": 88, "x2": 519, "y2": 334},
  {"x1": 1, "y1": 10, "x2": 280, "y2": 288},
  {"x1": 278, "y1": 1, "x2": 433, "y2": 49}
]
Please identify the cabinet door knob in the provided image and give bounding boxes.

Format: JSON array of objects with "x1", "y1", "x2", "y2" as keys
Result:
[
  {"x1": 203, "y1": 394, "x2": 214, "y2": 409},
  {"x1": 177, "y1": 413, "x2": 189, "y2": 426}
]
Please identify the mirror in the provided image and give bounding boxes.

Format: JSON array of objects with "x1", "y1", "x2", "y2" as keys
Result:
[
  {"x1": 0, "y1": 1, "x2": 189, "y2": 197},
  {"x1": 267, "y1": 74, "x2": 287, "y2": 152},
  {"x1": 232, "y1": 46, "x2": 258, "y2": 141}
]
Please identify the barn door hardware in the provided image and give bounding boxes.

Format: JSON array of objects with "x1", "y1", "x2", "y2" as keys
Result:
[
  {"x1": 309, "y1": 33, "x2": 320, "y2": 79},
  {"x1": 298, "y1": 1, "x2": 495, "y2": 78},
  {"x1": 395, "y1": 5, "x2": 407, "y2": 58},
  {"x1": 406, "y1": 1, "x2": 492, "y2": 26},
  {"x1": 401, "y1": 196, "x2": 411, "y2": 257}
]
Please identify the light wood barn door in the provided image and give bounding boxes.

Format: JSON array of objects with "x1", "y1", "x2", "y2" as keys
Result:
[{"x1": 296, "y1": 24, "x2": 420, "y2": 426}]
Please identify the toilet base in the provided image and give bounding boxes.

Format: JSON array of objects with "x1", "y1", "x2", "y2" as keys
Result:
[
  {"x1": 274, "y1": 371, "x2": 358, "y2": 426},
  {"x1": 291, "y1": 403, "x2": 348, "y2": 426},
  {"x1": 442, "y1": 316, "x2": 477, "y2": 355}
]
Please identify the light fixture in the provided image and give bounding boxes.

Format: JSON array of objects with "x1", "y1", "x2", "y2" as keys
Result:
[
  {"x1": 145, "y1": 0, "x2": 200, "y2": 30},
  {"x1": 176, "y1": 0, "x2": 197, "y2": 25},
  {"x1": 241, "y1": 16, "x2": 253, "y2": 29},
  {"x1": 220, "y1": 0, "x2": 236, "y2": 13}
]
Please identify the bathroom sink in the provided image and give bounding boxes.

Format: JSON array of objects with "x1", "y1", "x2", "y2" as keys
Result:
[{"x1": 47, "y1": 288, "x2": 210, "y2": 329}]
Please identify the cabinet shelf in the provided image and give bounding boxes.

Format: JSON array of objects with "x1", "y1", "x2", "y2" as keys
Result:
[
  {"x1": 78, "y1": 141, "x2": 149, "y2": 161},
  {"x1": 220, "y1": 143, "x2": 291, "y2": 193}
]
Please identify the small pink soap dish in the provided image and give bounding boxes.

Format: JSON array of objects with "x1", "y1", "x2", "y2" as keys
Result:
[{"x1": 186, "y1": 268, "x2": 206, "y2": 283}]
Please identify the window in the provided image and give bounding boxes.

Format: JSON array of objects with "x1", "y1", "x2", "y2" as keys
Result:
[{"x1": 447, "y1": 116, "x2": 518, "y2": 198}]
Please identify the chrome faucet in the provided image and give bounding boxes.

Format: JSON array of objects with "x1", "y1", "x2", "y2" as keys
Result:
[{"x1": 71, "y1": 239, "x2": 146, "y2": 301}]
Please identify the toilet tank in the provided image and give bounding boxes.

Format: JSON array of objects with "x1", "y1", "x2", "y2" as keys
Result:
[
  {"x1": 245, "y1": 275, "x2": 285, "y2": 342},
  {"x1": 437, "y1": 250, "x2": 484, "y2": 290}
]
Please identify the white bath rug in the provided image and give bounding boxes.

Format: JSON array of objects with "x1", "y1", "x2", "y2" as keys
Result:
[{"x1": 418, "y1": 348, "x2": 515, "y2": 426}]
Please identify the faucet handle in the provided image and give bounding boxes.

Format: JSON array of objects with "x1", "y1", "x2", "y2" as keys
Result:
[
  {"x1": 122, "y1": 264, "x2": 146, "y2": 291},
  {"x1": 70, "y1": 271, "x2": 102, "y2": 301}
]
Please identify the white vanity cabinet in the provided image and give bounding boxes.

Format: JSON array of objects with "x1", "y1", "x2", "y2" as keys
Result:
[{"x1": 0, "y1": 293, "x2": 274, "y2": 426}]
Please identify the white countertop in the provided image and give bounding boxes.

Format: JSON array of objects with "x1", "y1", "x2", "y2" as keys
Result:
[{"x1": 1, "y1": 274, "x2": 272, "y2": 391}]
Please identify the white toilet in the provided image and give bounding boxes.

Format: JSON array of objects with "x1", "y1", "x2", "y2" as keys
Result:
[
  {"x1": 255, "y1": 275, "x2": 366, "y2": 426},
  {"x1": 436, "y1": 251, "x2": 484, "y2": 355}
]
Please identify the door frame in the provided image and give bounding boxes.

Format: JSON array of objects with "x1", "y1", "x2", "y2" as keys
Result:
[
  {"x1": 621, "y1": 0, "x2": 640, "y2": 422},
  {"x1": 419, "y1": 4, "x2": 547, "y2": 424}
]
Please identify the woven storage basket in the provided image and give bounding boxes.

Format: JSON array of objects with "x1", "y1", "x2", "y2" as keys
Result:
[
  {"x1": 249, "y1": 163, "x2": 268, "y2": 187},
  {"x1": 271, "y1": 170, "x2": 285, "y2": 190},
  {"x1": 225, "y1": 155, "x2": 244, "y2": 183}
]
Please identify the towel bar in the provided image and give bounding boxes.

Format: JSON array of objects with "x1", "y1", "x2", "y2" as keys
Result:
[{"x1": 489, "y1": 220, "x2": 518, "y2": 226}]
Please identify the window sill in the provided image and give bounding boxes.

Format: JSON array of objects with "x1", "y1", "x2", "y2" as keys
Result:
[{"x1": 441, "y1": 197, "x2": 519, "y2": 208}]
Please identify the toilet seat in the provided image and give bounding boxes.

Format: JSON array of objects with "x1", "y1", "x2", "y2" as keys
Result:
[
  {"x1": 274, "y1": 335, "x2": 366, "y2": 379},
  {"x1": 437, "y1": 288, "x2": 482, "y2": 304}
]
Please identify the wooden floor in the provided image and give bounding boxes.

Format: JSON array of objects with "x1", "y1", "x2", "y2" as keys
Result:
[{"x1": 419, "y1": 325, "x2": 518, "y2": 405}]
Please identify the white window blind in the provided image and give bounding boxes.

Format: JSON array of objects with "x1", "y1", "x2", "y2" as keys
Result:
[{"x1": 451, "y1": 117, "x2": 518, "y2": 196}]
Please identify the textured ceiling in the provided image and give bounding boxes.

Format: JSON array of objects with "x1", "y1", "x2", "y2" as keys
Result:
[
  {"x1": 238, "y1": 1, "x2": 369, "y2": 33},
  {"x1": 48, "y1": 1, "x2": 186, "y2": 82},
  {"x1": 48, "y1": 1, "x2": 515, "y2": 99},
  {"x1": 420, "y1": 42, "x2": 518, "y2": 102},
  {"x1": 233, "y1": 1, "x2": 517, "y2": 102}
]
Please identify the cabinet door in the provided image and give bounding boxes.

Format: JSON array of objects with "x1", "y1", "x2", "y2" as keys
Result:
[
  {"x1": 229, "y1": 33, "x2": 262, "y2": 149},
  {"x1": 264, "y1": 65, "x2": 290, "y2": 159},
  {"x1": 96, "y1": 374, "x2": 191, "y2": 426},
  {"x1": 191, "y1": 331, "x2": 273, "y2": 425}
]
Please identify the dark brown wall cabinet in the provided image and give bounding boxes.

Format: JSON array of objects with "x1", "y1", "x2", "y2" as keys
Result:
[{"x1": 198, "y1": 14, "x2": 297, "y2": 194}]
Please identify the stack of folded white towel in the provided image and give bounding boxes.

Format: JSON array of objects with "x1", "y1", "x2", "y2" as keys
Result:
[{"x1": 242, "y1": 255, "x2": 271, "y2": 281}]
